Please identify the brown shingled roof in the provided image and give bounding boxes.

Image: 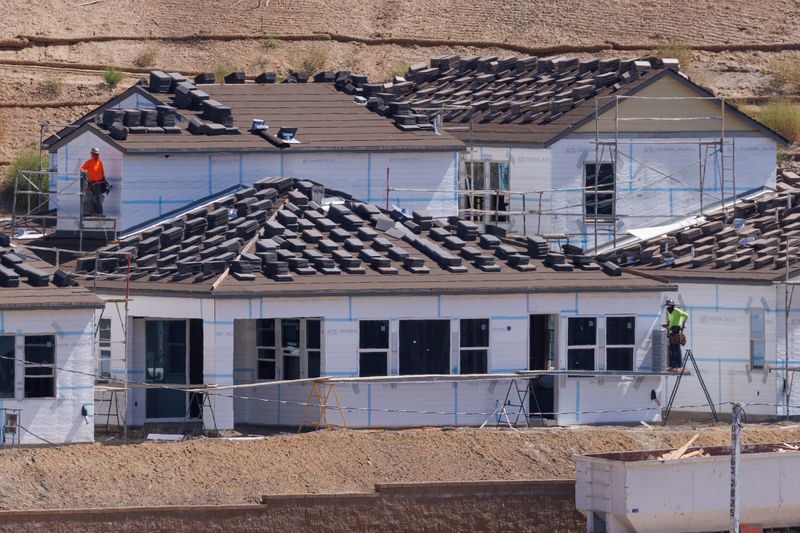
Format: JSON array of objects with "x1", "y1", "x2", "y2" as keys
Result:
[
  {"x1": 346, "y1": 55, "x2": 787, "y2": 146},
  {"x1": 0, "y1": 243, "x2": 102, "y2": 310},
  {"x1": 66, "y1": 177, "x2": 668, "y2": 297},
  {"x1": 605, "y1": 171, "x2": 800, "y2": 283},
  {"x1": 46, "y1": 83, "x2": 463, "y2": 154}
]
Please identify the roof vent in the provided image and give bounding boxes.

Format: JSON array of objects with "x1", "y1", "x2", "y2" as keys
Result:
[
  {"x1": 251, "y1": 119, "x2": 268, "y2": 132},
  {"x1": 277, "y1": 128, "x2": 298, "y2": 142}
]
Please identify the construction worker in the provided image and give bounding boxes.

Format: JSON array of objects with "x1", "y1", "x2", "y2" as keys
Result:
[
  {"x1": 663, "y1": 299, "x2": 689, "y2": 370},
  {"x1": 79, "y1": 147, "x2": 109, "y2": 215}
]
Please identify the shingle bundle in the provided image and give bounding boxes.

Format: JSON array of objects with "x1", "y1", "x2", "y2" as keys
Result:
[{"x1": 148, "y1": 70, "x2": 172, "y2": 93}]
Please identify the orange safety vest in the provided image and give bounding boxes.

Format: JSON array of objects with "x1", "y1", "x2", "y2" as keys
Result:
[{"x1": 80, "y1": 158, "x2": 106, "y2": 184}]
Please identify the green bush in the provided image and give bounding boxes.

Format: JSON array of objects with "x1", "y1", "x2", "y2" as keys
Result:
[
  {"x1": 41, "y1": 77, "x2": 63, "y2": 99},
  {"x1": 102, "y1": 67, "x2": 124, "y2": 88},
  {"x1": 754, "y1": 99, "x2": 800, "y2": 143},
  {"x1": 3, "y1": 148, "x2": 48, "y2": 212}
]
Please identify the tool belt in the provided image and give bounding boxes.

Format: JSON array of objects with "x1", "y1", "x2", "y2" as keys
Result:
[
  {"x1": 668, "y1": 327, "x2": 686, "y2": 346},
  {"x1": 88, "y1": 180, "x2": 110, "y2": 194}
]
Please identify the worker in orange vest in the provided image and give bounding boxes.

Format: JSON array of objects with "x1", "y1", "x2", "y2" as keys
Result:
[{"x1": 79, "y1": 147, "x2": 109, "y2": 215}]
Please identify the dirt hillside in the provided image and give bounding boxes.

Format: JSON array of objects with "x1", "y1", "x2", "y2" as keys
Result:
[
  {"x1": 1, "y1": 424, "x2": 799, "y2": 510},
  {"x1": 4, "y1": 0, "x2": 800, "y2": 46}
]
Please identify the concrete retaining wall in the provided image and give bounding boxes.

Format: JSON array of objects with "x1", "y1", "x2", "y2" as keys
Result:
[{"x1": 0, "y1": 480, "x2": 582, "y2": 532}]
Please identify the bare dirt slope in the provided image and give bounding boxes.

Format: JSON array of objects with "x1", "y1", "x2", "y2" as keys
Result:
[
  {"x1": 0, "y1": 1, "x2": 796, "y2": 173},
  {"x1": 4, "y1": 0, "x2": 800, "y2": 47},
  {"x1": 1, "y1": 424, "x2": 799, "y2": 510}
]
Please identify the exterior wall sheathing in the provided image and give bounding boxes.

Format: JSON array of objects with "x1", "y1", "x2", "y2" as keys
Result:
[
  {"x1": 96, "y1": 290, "x2": 666, "y2": 429},
  {"x1": 465, "y1": 135, "x2": 776, "y2": 248},
  {"x1": 660, "y1": 282, "x2": 780, "y2": 417},
  {"x1": 0, "y1": 309, "x2": 95, "y2": 445}
]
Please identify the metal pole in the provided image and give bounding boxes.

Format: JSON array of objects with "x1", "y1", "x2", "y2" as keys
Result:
[
  {"x1": 729, "y1": 402, "x2": 743, "y2": 533},
  {"x1": 522, "y1": 193, "x2": 527, "y2": 235},
  {"x1": 385, "y1": 167, "x2": 390, "y2": 211},
  {"x1": 786, "y1": 239, "x2": 792, "y2": 419},
  {"x1": 720, "y1": 98, "x2": 726, "y2": 221},
  {"x1": 537, "y1": 192, "x2": 543, "y2": 235}
]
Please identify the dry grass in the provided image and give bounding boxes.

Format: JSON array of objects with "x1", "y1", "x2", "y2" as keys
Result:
[
  {"x1": 288, "y1": 44, "x2": 328, "y2": 74},
  {"x1": 212, "y1": 62, "x2": 240, "y2": 83},
  {"x1": 654, "y1": 40, "x2": 693, "y2": 73},
  {"x1": 262, "y1": 37, "x2": 279, "y2": 50},
  {"x1": 765, "y1": 56, "x2": 800, "y2": 94},
  {"x1": 751, "y1": 99, "x2": 800, "y2": 142},
  {"x1": 41, "y1": 77, "x2": 63, "y2": 99},
  {"x1": 388, "y1": 60, "x2": 409, "y2": 80},
  {"x1": 134, "y1": 46, "x2": 158, "y2": 68}
]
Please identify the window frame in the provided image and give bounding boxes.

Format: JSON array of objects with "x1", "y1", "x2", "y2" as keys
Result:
[
  {"x1": 567, "y1": 316, "x2": 597, "y2": 371},
  {"x1": 459, "y1": 318, "x2": 490, "y2": 374},
  {"x1": 98, "y1": 318, "x2": 112, "y2": 380},
  {"x1": 0, "y1": 334, "x2": 15, "y2": 399},
  {"x1": 256, "y1": 318, "x2": 277, "y2": 381},
  {"x1": 23, "y1": 334, "x2": 56, "y2": 399},
  {"x1": 358, "y1": 320, "x2": 390, "y2": 377},
  {"x1": 461, "y1": 159, "x2": 511, "y2": 223},
  {"x1": 584, "y1": 161, "x2": 616, "y2": 223},
  {"x1": 605, "y1": 315, "x2": 636, "y2": 371},
  {"x1": 750, "y1": 308, "x2": 766, "y2": 369}
]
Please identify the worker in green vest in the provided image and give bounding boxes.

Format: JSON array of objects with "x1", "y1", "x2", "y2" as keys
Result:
[{"x1": 663, "y1": 299, "x2": 689, "y2": 370}]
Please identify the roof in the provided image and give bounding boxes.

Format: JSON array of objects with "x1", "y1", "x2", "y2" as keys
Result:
[
  {"x1": 64, "y1": 177, "x2": 669, "y2": 298},
  {"x1": 45, "y1": 79, "x2": 463, "y2": 154},
  {"x1": 0, "y1": 238, "x2": 102, "y2": 311},
  {"x1": 604, "y1": 170, "x2": 800, "y2": 284},
  {"x1": 349, "y1": 55, "x2": 788, "y2": 146}
]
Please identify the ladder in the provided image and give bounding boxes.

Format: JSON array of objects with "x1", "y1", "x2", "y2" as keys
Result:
[
  {"x1": 94, "y1": 388, "x2": 125, "y2": 434},
  {"x1": 662, "y1": 349, "x2": 719, "y2": 425},
  {"x1": 298, "y1": 381, "x2": 349, "y2": 432},
  {"x1": 495, "y1": 378, "x2": 547, "y2": 427}
]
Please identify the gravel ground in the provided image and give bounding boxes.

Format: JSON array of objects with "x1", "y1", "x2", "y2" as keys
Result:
[{"x1": 0, "y1": 423, "x2": 799, "y2": 510}]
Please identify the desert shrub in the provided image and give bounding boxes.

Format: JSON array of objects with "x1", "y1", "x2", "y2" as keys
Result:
[
  {"x1": 262, "y1": 37, "x2": 279, "y2": 50},
  {"x1": 102, "y1": 67, "x2": 124, "y2": 88},
  {"x1": 213, "y1": 62, "x2": 239, "y2": 83},
  {"x1": 388, "y1": 60, "x2": 409, "y2": 80},
  {"x1": 764, "y1": 57, "x2": 800, "y2": 94},
  {"x1": 754, "y1": 99, "x2": 800, "y2": 142},
  {"x1": 2, "y1": 148, "x2": 48, "y2": 212},
  {"x1": 289, "y1": 44, "x2": 328, "y2": 74},
  {"x1": 134, "y1": 46, "x2": 158, "y2": 68},
  {"x1": 654, "y1": 40, "x2": 693, "y2": 73},
  {"x1": 41, "y1": 77, "x2": 63, "y2": 99}
]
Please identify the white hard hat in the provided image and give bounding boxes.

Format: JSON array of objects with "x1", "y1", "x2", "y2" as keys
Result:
[{"x1": 90, "y1": 147, "x2": 100, "y2": 154}]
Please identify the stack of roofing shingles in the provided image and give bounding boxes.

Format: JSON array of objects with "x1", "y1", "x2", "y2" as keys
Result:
[
  {"x1": 0, "y1": 234, "x2": 74, "y2": 288},
  {"x1": 75, "y1": 177, "x2": 630, "y2": 285},
  {"x1": 329, "y1": 54, "x2": 678, "y2": 131},
  {"x1": 605, "y1": 171, "x2": 800, "y2": 274}
]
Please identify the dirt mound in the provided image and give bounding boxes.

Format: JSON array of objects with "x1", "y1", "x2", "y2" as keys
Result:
[{"x1": 0, "y1": 424, "x2": 798, "y2": 510}]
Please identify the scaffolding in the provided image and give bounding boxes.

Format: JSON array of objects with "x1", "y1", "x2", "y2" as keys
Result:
[
  {"x1": 385, "y1": 95, "x2": 740, "y2": 252},
  {"x1": 11, "y1": 169, "x2": 116, "y2": 251}
]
